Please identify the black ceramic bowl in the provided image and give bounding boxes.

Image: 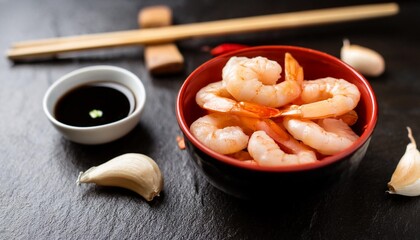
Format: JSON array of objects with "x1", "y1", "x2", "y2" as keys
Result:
[{"x1": 176, "y1": 46, "x2": 377, "y2": 199}]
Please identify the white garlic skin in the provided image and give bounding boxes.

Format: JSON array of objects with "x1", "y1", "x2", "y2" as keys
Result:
[
  {"x1": 387, "y1": 127, "x2": 420, "y2": 196},
  {"x1": 340, "y1": 39, "x2": 385, "y2": 77},
  {"x1": 388, "y1": 179, "x2": 420, "y2": 197},
  {"x1": 77, "y1": 153, "x2": 163, "y2": 201}
]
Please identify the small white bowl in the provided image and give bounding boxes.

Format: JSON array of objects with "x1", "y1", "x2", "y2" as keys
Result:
[{"x1": 43, "y1": 65, "x2": 146, "y2": 144}]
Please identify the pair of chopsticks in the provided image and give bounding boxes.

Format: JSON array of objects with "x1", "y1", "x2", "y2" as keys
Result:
[{"x1": 6, "y1": 3, "x2": 399, "y2": 60}]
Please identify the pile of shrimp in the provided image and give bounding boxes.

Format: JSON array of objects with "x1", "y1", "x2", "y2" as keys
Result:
[{"x1": 190, "y1": 53, "x2": 361, "y2": 167}]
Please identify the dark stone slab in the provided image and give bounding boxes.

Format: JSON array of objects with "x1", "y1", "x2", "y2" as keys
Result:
[{"x1": 1, "y1": 0, "x2": 419, "y2": 239}]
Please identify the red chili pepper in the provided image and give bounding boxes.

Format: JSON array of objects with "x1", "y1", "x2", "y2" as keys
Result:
[{"x1": 210, "y1": 43, "x2": 249, "y2": 56}]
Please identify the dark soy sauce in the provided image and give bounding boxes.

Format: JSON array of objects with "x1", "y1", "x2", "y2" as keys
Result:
[{"x1": 54, "y1": 82, "x2": 135, "y2": 127}]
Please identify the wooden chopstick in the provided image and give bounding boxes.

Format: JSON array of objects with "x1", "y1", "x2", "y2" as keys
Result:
[{"x1": 6, "y1": 3, "x2": 399, "y2": 60}]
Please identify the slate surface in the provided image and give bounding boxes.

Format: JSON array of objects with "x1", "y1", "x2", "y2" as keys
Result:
[{"x1": 1, "y1": 0, "x2": 419, "y2": 239}]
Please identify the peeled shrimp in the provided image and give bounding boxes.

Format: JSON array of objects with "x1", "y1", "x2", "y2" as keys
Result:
[
  {"x1": 283, "y1": 117, "x2": 359, "y2": 155},
  {"x1": 191, "y1": 53, "x2": 363, "y2": 167},
  {"x1": 248, "y1": 131, "x2": 317, "y2": 167},
  {"x1": 240, "y1": 117, "x2": 318, "y2": 165},
  {"x1": 190, "y1": 113, "x2": 249, "y2": 155},
  {"x1": 195, "y1": 81, "x2": 282, "y2": 118},
  {"x1": 222, "y1": 54, "x2": 302, "y2": 108},
  {"x1": 281, "y1": 77, "x2": 360, "y2": 119},
  {"x1": 189, "y1": 111, "x2": 317, "y2": 163}
]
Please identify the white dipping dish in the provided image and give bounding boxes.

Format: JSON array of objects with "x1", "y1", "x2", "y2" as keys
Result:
[{"x1": 43, "y1": 65, "x2": 146, "y2": 145}]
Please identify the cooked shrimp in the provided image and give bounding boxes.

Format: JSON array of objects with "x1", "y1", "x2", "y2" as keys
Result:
[
  {"x1": 241, "y1": 117, "x2": 307, "y2": 153},
  {"x1": 283, "y1": 117, "x2": 359, "y2": 155},
  {"x1": 190, "y1": 110, "x2": 316, "y2": 159},
  {"x1": 239, "y1": 117, "x2": 317, "y2": 160},
  {"x1": 335, "y1": 110, "x2": 358, "y2": 126},
  {"x1": 195, "y1": 81, "x2": 282, "y2": 118},
  {"x1": 190, "y1": 113, "x2": 249, "y2": 154},
  {"x1": 280, "y1": 77, "x2": 360, "y2": 119},
  {"x1": 248, "y1": 131, "x2": 317, "y2": 167},
  {"x1": 222, "y1": 53, "x2": 302, "y2": 108}
]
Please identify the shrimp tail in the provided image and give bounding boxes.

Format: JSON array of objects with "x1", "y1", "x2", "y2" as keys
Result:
[
  {"x1": 262, "y1": 119, "x2": 316, "y2": 156},
  {"x1": 285, "y1": 52, "x2": 304, "y2": 84},
  {"x1": 206, "y1": 101, "x2": 282, "y2": 118},
  {"x1": 238, "y1": 101, "x2": 282, "y2": 118}
]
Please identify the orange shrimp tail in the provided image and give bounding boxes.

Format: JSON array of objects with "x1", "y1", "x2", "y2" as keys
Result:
[
  {"x1": 261, "y1": 119, "x2": 291, "y2": 141},
  {"x1": 238, "y1": 101, "x2": 282, "y2": 118},
  {"x1": 285, "y1": 52, "x2": 304, "y2": 84},
  {"x1": 259, "y1": 119, "x2": 314, "y2": 154}
]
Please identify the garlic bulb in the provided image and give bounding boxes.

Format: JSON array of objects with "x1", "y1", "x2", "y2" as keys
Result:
[
  {"x1": 387, "y1": 127, "x2": 420, "y2": 196},
  {"x1": 77, "y1": 153, "x2": 163, "y2": 201},
  {"x1": 340, "y1": 39, "x2": 385, "y2": 77}
]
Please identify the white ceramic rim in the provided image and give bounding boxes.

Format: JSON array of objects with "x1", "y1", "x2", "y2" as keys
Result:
[{"x1": 42, "y1": 65, "x2": 146, "y2": 131}]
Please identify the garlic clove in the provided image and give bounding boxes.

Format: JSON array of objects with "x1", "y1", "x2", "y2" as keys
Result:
[
  {"x1": 77, "y1": 153, "x2": 163, "y2": 201},
  {"x1": 340, "y1": 39, "x2": 385, "y2": 77},
  {"x1": 387, "y1": 127, "x2": 420, "y2": 196}
]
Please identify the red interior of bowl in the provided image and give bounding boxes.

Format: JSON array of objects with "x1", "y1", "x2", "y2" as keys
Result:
[{"x1": 176, "y1": 46, "x2": 377, "y2": 172}]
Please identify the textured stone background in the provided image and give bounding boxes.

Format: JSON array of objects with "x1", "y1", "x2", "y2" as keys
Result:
[{"x1": 1, "y1": 0, "x2": 419, "y2": 239}]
